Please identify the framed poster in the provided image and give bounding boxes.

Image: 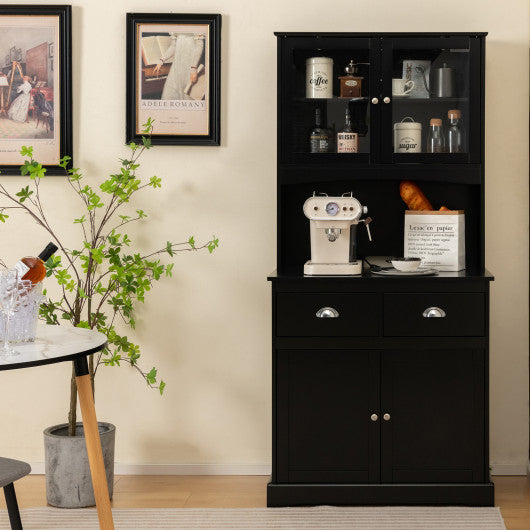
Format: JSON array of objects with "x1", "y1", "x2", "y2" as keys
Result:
[
  {"x1": 0, "y1": 5, "x2": 72, "y2": 175},
  {"x1": 126, "y1": 13, "x2": 221, "y2": 146}
]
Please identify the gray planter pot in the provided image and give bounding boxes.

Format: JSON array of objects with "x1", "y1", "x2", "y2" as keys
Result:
[{"x1": 44, "y1": 422, "x2": 115, "y2": 508}]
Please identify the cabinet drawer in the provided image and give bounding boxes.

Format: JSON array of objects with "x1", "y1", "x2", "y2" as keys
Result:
[
  {"x1": 276, "y1": 293, "x2": 379, "y2": 337},
  {"x1": 384, "y1": 293, "x2": 485, "y2": 337}
]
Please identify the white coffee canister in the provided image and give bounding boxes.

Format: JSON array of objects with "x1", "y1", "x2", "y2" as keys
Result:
[
  {"x1": 394, "y1": 117, "x2": 422, "y2": 153},
  {"x1": 306, "y1": 57, "x2": 333, "y2": 98}
]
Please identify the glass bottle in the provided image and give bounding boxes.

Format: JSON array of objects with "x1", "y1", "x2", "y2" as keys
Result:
[
  {"x1": 336, "y1": 109, "x2": 358, "y2": 153},
  {"x1": 12, "y1": 242, "x2": 58, "y2": 286},
  {"x1": 447, "y1": 109, "x2": 465, "y2": 153},
  {"x1": 309, "y1": 108, "x2": 330, "y2": 153},
  {"x1": 427, "y1": 118, "x2": 445, "y2": 153}
]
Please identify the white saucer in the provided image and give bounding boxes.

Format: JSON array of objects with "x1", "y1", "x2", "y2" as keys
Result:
[{"x1": 370, "y1": 267, "x2": 438, "y2": 277}]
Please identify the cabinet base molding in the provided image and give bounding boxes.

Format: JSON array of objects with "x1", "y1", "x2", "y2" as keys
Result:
[{"x1": 267, "y1": 482, "x2": 494, "y2": 507}]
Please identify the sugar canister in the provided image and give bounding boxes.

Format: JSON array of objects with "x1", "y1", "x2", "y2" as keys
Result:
[
  {"x1": 306, "y1": 57, "x2": 333, "y2": 98},
  {"x1": 393, "y1": 117, "x2": 422, "y2": 153}
]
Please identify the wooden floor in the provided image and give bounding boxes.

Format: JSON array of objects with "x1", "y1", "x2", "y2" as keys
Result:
[{"x1": 0, "y1": 475, "x2": 528, "y2": 529}]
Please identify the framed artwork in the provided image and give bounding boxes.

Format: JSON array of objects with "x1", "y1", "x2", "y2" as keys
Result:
[
  {"x1": 0, "y1": 5, "x2": 72, "y2": 175},
  {"x1": 126, "y1": 13, "x2": 221, "y2": 146}
]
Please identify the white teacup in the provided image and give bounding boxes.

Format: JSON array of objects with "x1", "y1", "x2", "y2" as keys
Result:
[{"x1": 392, "y1": 78, "x2": 414, "y2": 96}]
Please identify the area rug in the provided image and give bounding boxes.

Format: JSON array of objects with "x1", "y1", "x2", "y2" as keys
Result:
[{"x1": 0, "y1": 506, "x2": 506, "y2": 529}]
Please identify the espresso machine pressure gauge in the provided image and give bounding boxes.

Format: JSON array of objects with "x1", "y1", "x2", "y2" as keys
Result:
[{"x1": 325, "y1": 202, "x2": 340, "y2": 216}]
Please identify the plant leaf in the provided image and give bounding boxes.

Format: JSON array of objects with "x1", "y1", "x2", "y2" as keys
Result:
[{"x1": 146, "y1": 367, "x2": 157, "y2": 385}]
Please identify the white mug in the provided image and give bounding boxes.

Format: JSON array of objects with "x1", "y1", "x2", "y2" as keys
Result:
[{"x1": 392, "y1": 78, "x2": 414, "y2": 96}]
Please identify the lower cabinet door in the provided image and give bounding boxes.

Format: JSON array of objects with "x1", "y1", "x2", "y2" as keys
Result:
[
  {"x1": 380, "y1": 349, "x2": 485, "y2": 483},
  {"x1": 276, "y1": 349, "x2": 380, "y2": 483}
]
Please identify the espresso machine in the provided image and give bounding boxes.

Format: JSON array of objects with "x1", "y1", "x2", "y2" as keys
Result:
[{"x1": 303, "y1": 192, "x2": 372, "y2": 275}]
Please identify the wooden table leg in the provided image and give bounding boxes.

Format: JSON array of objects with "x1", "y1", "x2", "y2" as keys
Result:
[{"x1": 74, "y1": 357, "x2": 114, "y2": 530}]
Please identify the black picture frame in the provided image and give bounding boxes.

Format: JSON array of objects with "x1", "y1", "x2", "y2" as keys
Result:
[
  {"x1": 126, "y1": 13, "x2": 221, "y2": 146},
  {"x1": 0, "y1": 5, "x2": 72, "y2": 176}
]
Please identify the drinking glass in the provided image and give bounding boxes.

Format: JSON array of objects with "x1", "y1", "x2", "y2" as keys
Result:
[
  {"x1": 0, "y1": 270, "x2": 21, "y2": 357},
  {"x1": 11, "y1": 280, "x2": 33, "y2": 342}
]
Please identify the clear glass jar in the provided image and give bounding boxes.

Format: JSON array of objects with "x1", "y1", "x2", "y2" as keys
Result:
[
  {"x1": 447, "y1": 109, "x2": 465, "y2": 153},
  {"x1": 427, "y1": 118, "x2": 445, "y2": 153}
]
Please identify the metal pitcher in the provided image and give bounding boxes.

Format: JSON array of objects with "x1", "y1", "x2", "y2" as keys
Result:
[{"x1": 431, "y1": 63, "x2": 455, "y2": 98}]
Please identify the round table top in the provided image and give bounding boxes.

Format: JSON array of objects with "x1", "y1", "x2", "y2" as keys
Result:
[{"x1": 0, "y1": 324, "x2": 107, "y2": 371}]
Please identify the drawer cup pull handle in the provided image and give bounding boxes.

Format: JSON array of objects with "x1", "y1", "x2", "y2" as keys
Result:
[
  {"x1": 422, "y1": 307, "x2": 446, "y2": 318},
  {"x1": 316, "y1": 307, "x2": 340, "y2": 318}
]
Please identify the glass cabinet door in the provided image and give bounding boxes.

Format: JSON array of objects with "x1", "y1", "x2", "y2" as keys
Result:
[
  {"x1": 278, "y1": 37, "x2": 379, "y2": 165},
  {"x1": 381, "y1": 36, "x2": 480, "y2": 163}
]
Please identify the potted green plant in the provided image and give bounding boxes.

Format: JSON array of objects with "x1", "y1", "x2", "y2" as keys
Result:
[{"x1": 0, "y1": 120, "x2": 218, "y2": 507}]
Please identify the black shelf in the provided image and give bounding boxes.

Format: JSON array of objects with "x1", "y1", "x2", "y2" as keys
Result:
[
  {"x1": 278, "y1": 163, "x2": 482, "y2": 185},
  {"x1": 287, "y1": 152, "x2": 470, "y2": 163},
  {"x1": 393, "y1": 97, "x2": 468, "y2": 103},
  {"x1": 392, "y1": 153, "x2": 469, "y2": 163},
  {"x1": 294, "y1": 96, "x2": 369, "y2": 102}
]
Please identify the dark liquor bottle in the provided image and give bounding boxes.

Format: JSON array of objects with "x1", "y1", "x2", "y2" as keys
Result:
[
  {"x1": 13, "y1": 242, "x2": 58, "y2": 285},
  {"x1": 309, "y1": 108, "x2": 330, "y2": 153},
  {"x1": 336, "y1": 108, "x2": 358, "y2": 153}
]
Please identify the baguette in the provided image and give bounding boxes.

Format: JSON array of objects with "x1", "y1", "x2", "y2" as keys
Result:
[{"x1": 399, "y1": 180, "x2": 433, "y2": 211}]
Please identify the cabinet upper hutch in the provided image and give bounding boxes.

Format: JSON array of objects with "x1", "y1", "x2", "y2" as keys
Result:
[{"x1": 275, "y1": 32, "x2": 487, "y2": 274}]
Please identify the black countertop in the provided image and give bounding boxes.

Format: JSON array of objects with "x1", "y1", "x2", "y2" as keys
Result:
[{"x1": 268, "y1": 268, "x2": 494, "y2": 282}]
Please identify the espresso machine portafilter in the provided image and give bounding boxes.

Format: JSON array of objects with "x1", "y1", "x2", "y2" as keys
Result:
[{"x1": 303, "y1": 192, "x2": 372, "y2": 276}]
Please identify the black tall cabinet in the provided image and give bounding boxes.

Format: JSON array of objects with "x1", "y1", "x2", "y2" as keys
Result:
[{"x1": 268, "y1": 32, "x2": 494, "y2": 507}]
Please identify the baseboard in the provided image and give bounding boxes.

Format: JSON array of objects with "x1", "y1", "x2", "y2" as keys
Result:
[
  {"x1": 29, "y1": 462, "x2": 272, "y2": 476},
  {"x1": 490, "y1": 463, "x2": 528, "y2": 476},
  {"x1": 28, "y1": 462, "x2": 526, "y2": 476}
]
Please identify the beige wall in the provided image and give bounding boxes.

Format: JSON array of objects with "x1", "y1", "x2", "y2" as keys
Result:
[{"x1": 0, "y1": 0, "x2": 528, "y2": 473}]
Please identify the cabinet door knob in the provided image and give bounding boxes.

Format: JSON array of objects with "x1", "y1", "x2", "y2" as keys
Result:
[
  {"x1": 370, "y1": 414, "x2": 378, "y2": 422},
  {"x1": 383, "y1": 413, "x2": 391, "y2": 421},
  {"x1": 383, "y1": 96, "x2": 391, "y2": 104},
  {"x1": 422, "y1": 307, "x2": 447, "y2": 318},
  {"x1": 371, "y1": 97, "x2": 379, "y2": 105},
  {"x1": 316, "y1": 307, "x2": 340, "y2": 318}
]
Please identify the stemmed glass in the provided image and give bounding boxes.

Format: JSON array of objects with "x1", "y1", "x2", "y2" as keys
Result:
[{"x1": 0, "y1": 270, "x2": 22, "y2": 357}]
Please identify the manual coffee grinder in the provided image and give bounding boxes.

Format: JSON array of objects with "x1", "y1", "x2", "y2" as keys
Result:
[{"x1": 303, "y1": 192, "x2": 372, "y2": 275}]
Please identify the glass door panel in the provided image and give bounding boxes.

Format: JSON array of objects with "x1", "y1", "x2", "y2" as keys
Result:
[
  {"x1": 382, "y1": 37, "x2": 478, "y2": 163},
  {"x1": 279, "y1": 37, "x2": 378, "y2": 165}
]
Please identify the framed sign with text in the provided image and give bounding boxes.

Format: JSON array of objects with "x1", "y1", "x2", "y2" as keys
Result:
[
  {"x1": 126, "y1": 13, "x2": 221, "y2": 146},
  {"x1": 0, "y1": 5, "x2": 72, "y2": 175}
]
